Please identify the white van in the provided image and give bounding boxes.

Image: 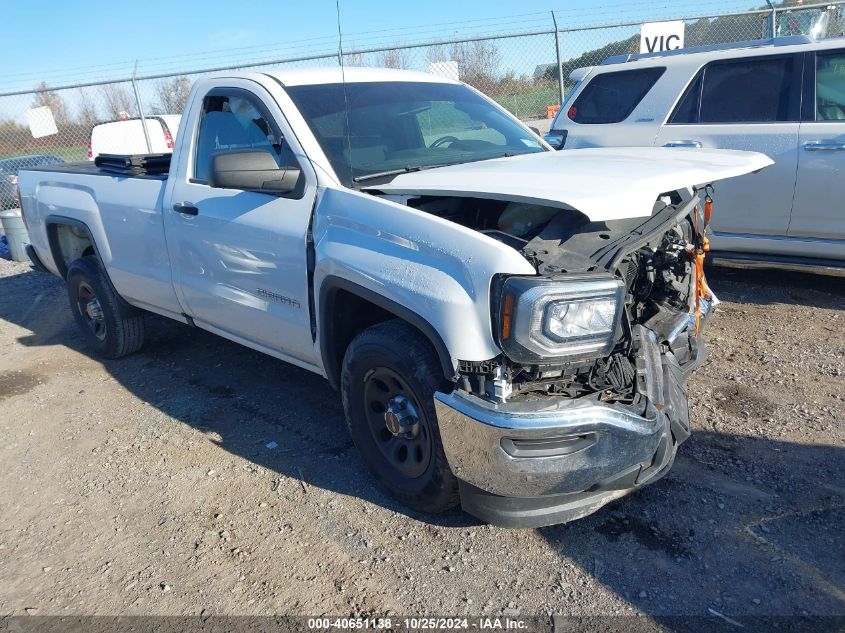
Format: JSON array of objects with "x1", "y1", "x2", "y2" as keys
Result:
[
  {"x1": 88, "y1": 115, "x2": 181, "y2": 160},
  {"x1": 546, "y1": 36, "x2": 845, "y2": 273}
]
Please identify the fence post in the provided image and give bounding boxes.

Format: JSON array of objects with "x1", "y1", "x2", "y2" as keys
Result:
[
  {"x1": 131, "y1": 61, "x2": 153, "y2": 154},
  {"x1": 765, "y1": 0, "x2": 777, "y2": 37},
  {"x1": 552, "y1": 11, "x2": 565, "y2": 110}
]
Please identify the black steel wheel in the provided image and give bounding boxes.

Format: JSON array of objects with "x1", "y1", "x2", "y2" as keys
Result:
[
  {"x1": 363, "y1": 366, "x2": 433, "y2": 479},
  {"x1": 75, "y1": 279, "x2": 107, "y2": 342},
  {"x1": 342, "y1": 319, "x2": 459, "y2": 514},
  {"x1": 66, "y1": 255, "x2": 145, "y2": 359}
]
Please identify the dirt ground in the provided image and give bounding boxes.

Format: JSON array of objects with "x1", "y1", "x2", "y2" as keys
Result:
[{"x1": 0, "y1": 256, "x2": 843, "y2": 624}]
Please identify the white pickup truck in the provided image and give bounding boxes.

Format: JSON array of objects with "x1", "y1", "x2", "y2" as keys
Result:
[{"x1": 18, "y1": 68, "x2": 771, "y2": 528}]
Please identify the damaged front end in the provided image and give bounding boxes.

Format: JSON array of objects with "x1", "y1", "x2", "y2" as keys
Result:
[{"x1": 431, "y1": 187, "x2": 715, "y2": 527}]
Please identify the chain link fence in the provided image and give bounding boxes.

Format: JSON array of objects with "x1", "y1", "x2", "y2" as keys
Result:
[{"x1": 0, "y1": 1, "x2": 843, "y2": 207}]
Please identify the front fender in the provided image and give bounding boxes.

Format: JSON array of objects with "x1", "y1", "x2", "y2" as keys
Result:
[{"x1": 312, "y1": 187, "x2": 536, "y2": 376}]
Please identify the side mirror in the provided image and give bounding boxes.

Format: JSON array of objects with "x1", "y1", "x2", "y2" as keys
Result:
[
  {"x1": 529, "y1": 126, "x2": 541, "y2": 136},
  {"x1": 543, "y1": 129, "x2": 568, "y2": 151},
  {"x1": 209, "y1": 149, "x2": 299, "y2": 194}
]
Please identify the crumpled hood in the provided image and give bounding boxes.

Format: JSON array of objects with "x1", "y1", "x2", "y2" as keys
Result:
[{"x1": 365, "y1": 147, "x2": 773, "y2": 222}]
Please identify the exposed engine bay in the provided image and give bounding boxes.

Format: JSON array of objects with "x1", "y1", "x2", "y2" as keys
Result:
[{"x1": 382, "y1": 192, "x2": 711, "y2": 405}]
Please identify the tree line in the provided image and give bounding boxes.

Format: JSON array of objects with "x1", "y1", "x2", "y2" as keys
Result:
[{"x1": 6, "y1": 0, "x2": 833, "y2": 157}]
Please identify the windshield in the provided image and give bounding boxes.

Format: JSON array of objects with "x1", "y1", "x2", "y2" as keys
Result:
[{"x1": 285, "y1": 81, "x2": 545, "y2": 185}]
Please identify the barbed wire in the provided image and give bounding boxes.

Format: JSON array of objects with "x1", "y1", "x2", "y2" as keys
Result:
[
  {"x1": 0, "y1": 0, "x2": 839, "y2": 172},
  {"x1": 0, "y1": 0, "x2": 776, "y2": 92}
]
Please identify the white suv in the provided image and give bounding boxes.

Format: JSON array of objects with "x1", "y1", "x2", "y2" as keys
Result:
[{"x1": 546, "y1": 36, "x2": 845, "y2": 272}]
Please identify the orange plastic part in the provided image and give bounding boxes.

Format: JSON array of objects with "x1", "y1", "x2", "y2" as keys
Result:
[
  {"x1": 692, "y1": 195, "x2": 714, "y2": 336},
  {"x1": 501, "y1": 293, "x2": 514, "y2": 340}
]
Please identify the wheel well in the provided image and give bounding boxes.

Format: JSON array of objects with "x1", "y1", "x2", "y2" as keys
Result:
[
  {"x1": 47, "y1": 221, "x2": 96, "y2": 278},
  {"x1": 320, "y1": 280, "x2": 456, "y2": 391},
  {"x1": 322, "y1": 289, "x2": 393, "y2": 390}
]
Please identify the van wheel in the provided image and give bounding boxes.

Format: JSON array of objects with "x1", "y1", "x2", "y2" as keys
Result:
[
  {"x1": 66, "y1": 256, "x2": 145, "y2": 359},
  {"x1": 341, "y1": 319, "x2": 459, "y2": 514}
]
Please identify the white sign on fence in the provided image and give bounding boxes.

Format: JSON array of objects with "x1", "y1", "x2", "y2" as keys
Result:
[
  {"x1": 428, "y1": 60, "x2": 460, "y2": 81},
  {"x1": 640, "y1": 21, "x2": 685, "y2": 54},
  {"x1": 25, "y1": 106, "x2": 58, "y2": 138}
]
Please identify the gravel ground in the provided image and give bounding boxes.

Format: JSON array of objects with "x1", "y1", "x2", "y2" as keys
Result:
[{"x1": 0, "y1": 255, "x2": 843, "y2": 623}]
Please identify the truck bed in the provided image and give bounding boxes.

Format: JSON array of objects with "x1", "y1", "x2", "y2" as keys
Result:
[{"x1": 17, "y1": 160, "x2": 180, "y2": 317}]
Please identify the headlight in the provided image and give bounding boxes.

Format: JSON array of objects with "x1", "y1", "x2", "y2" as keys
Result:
[{"x1": 496, "y1": 275, "x2": 624, "y2": 363}]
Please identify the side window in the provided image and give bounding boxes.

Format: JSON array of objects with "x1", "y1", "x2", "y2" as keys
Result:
[
  {"x1": 816, "y1": 50, "x2": 845, "y2": 121},
  {"x1": 567, "y1": 67, "x2": 665, "y2": 124},
  {"x1": 193, "y1": 90, "x2": 299, "y2": 182},
  {"x1": 668, "y1": 74, "x2": 702, "y2": 124},
  {"x1": 701, "y1": 57, "x2": 798, "y2": 122},
  {"x1": 671, "y1": 56, "x2": 799, "y2": 124}
]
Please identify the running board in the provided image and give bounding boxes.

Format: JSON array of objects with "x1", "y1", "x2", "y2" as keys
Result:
[{"x1": 707, "y1": 252, "x2": 845, "y2": 278}]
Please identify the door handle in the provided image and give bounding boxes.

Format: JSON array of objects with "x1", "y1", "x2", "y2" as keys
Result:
[
  {"x1": 663, "y1": 140, "x2": 702, "y2": 148},
  {"x1": 803, "y1": 141, "x2": 845, "y2": 152},
  {"x1": 173, "y1": 202, "x2": 199, "y2": 216}
]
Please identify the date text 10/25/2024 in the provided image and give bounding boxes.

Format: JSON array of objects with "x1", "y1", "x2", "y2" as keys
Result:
[{"x1": 307, "y1": 617, "x2": 535, "y2": 631}]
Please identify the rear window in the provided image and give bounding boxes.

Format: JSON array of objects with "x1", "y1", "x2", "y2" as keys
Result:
[{"x1": 568, "y1": 67, "x2": 665, "y2": 124}]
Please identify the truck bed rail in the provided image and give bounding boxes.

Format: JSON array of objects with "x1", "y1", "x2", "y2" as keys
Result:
[{"x1": 94, "y1": 153, "x2": 171, "y2": 177}]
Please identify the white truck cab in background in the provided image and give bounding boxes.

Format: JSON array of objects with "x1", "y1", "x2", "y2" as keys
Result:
[{"x1": 88, "y1": 114, "x2": 181, "y2": 160}]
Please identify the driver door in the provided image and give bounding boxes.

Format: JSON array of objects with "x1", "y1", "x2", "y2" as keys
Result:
[
  {"x1": 164, "y1": 81, "x2": 319, "y2": 366},
  {"x1": 790, "y1": 48, "x2": 845, "y2": 244},
  {"x1": 654, "y1": 53, "x2": 802, "y2": 241}
]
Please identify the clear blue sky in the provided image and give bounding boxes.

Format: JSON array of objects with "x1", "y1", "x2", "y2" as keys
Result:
[{"x1": 1, "y1": 0, "x2": 757, "y2": 92}]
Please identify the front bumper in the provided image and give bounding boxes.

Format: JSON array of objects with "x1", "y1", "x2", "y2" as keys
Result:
[{"x1": 434, "y1": 332, "x2": 696, "y2": 528}]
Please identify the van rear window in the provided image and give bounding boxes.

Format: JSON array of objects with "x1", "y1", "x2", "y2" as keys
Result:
[{"x1": 568, "y1": 67, "x2": 665, "y2": 124}]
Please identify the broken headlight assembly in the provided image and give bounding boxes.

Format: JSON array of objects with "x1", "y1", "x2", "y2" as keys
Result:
[{"x1": 495, "y1": 274, "x2": 625, "y2": 363}]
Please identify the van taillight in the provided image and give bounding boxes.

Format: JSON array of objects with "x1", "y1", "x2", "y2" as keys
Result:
[
  {"x1": 87, "y1": 140, "x2": 92, "y2": 159},
  {"x1": 164, "y1": 129, "x2": 174, "y2": 150}
]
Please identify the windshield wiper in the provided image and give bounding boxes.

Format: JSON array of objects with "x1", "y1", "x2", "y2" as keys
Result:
[
  {"x1": 352, "y1": 151, "x2": 536, "y2": 184},
  {"x1": 352, "y1": 163, "x2": 450, "y2": 183}
]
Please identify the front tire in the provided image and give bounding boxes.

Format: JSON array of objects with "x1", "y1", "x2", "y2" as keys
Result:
[
  {"x1": 341, "y1": 319, "x2": 459, "y2": 514},
  {"x1": 66, "y1": 256, "x2": 145, "y2": 359}
]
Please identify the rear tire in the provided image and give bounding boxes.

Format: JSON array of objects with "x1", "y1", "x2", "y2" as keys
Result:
[
  {"x1": 341, "y1": 319, "x2": 459, "y2": 514},
  {"x1": 66, "y1": 256, "x2": 145, "y2": 359}
]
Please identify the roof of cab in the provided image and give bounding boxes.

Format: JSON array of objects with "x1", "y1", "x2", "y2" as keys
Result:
[{"x1": 262, "y1": 66, "x2": 462, "y2": 87}]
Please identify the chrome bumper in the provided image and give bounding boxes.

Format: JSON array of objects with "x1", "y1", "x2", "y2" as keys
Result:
[
  {"x1": 434, "y1": 329, "x2": 696, "y2": 526},
  {"x1": 435, "y1": 391, "x2": 671, "y2": 499}
]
